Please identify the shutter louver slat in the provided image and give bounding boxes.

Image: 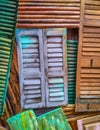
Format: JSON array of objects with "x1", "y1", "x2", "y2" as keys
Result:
[
  {"x1": 67, "y1": 40, "x2": 78, "y2": 104},
  {"x1": 17, "y1": 0, "x2": 80, "y2": 28},
  {"x1": 16, "y1": 29, "x2": 45, "y2": 109},
  {"x1": 44, "y1": 28, "x2": 68, "y2": 107},
  {"x1": 0, "y1": 0, "x2": 18, "y2": 115},
  {"x1": 76, "y1": 0, "x2": 100, "y2": 112}
]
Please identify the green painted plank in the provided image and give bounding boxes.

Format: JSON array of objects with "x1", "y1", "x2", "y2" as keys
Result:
[
  {"x1": 37, "y1": 108, "x2": 72, "y2": 130},
  {"x1": 7, "y1": 110, "x2": 39, "y2": 130}
]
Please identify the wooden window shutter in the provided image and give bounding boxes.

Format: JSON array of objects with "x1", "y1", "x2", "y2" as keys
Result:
[
  {"x1": 16, "y1": 29, "x2": 45, "y2": 109},
  {"x1": 76, "y1": 0, "x2": 100, "y2": 111},
  {"x1": 17, "y1": 0, "x2": 80, "y2": 28},
  {"x1": 67, "y1": 40, "x2": 78, "y2": 104},
  {"x1": 43, "y1": 28, "x2": 68, "y2": 107},
  {"x1": 0, "y1": 0, "x2": 18, "y2": 115}
]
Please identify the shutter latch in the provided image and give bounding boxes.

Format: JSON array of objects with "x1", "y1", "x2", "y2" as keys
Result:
[
  {"x1": 87, "y1": 103, "x2": 90, "y2": 110},
  {"x1": 90, "y1": 59, "x2": 93, "y2": 67}
]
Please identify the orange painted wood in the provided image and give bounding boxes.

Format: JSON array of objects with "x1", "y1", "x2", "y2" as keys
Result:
[
  {"x1": 17, "y1": 0, "x2": 80, "y2": 28},
  {"x1": 76, "y1": 0, "x2": 100, "y2": 112}
]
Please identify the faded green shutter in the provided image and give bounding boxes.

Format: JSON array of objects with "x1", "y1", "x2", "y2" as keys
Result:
[
  {"x1": 67, "y1": 40, "x2": 78, "y2": 104},
  {"x1": 7, "y1": 110, "x2": 39, "y2": 130},
  {"x1": 0, "y1": 0, "x2": 18, "y2": 115},
  {"x1": 37, "y1": 108, "x2": 72, "y2": 130}
]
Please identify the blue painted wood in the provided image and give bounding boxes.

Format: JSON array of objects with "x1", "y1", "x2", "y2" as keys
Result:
[
  {"x1": 16, "y1": 28, "x2": 68, "y2": 109},
  {"x1": 16, "y1": 29, "x2": 45, "y2": 109}
]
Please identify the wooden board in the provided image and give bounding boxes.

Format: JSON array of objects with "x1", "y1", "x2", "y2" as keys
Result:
[
  {"x1": 76, "y1": 0, "x2": 100, "y2": 112},
  {"x1": 77, "y1": 115, "x2": 100, "y2": 130},
  {"x1": 7, "y1": 110, "x2": 39, "y2": 130},
  {"x1": 84, "y1": 122, "x2": 100, "y2": 130},
  {"x1": 37, "y1": 108, "x2": 72, "y2": 130},
  {"x1": 16, "y1": 28, "x2": 68, "y2": 109},
  {"x1": 0, "y1": 0, "x2": 18, "y2": 115},
  {"x1": 17, "y1": 0, "x2": 80, "y2": 28}
]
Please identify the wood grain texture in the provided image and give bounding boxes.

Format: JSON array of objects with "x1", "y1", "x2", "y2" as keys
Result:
[
  {"x1": 76, "y1": 0, "x2": 100, "y2": 112},
  {"x1": 77, "y1": 115, "x2": 100, "y2": 130},
  {"x1": 17, "y1": 0, "x2": 80, "y2": 28}
]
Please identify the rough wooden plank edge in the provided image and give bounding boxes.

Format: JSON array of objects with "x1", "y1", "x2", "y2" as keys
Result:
[{"x1": 75, "y1": 97, "x2": 100, "y2": 112}]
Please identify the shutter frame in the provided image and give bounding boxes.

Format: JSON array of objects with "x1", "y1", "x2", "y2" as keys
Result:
[{"x1": 0, "y1": 0, "x2": 18, "y2": 115}]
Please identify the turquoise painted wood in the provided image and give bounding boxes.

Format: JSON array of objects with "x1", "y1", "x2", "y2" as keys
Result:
[
  {"x1": 37, "y1": 108, "x2": 72, "y2": 130},
  {"x1": 0, "y1": 0, "x2": 18, "y2": 115},
  {"x1": 67, "y1": 40, "x2": 78, "y2": 104},
  {"x1": 7, "y1": 110, "x2": 39, "y2": 130}
]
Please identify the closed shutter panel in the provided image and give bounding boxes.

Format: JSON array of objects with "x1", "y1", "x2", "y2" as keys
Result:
[
  {"x1": 16, "y1": 29, "x2": 45, "y2": 109},
  {"x1": 76, "y1": 0, "x2": 100, "y2": 111},
  {"x1": 17, "y1": 0, "x2": 80, "y2": 28},
  {"x1": 44, "y1": 28, "x2": 68, "y2": 107},
  {"x1": 67, "y1": 40, "x2": 78, "y2": 104},
  {"x1": 0, "y1": 0, "x2": 18, "y2": 115}
]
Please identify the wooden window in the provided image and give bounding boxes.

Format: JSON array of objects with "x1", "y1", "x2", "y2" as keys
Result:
[
  {"x1": 16, "y1": 28, "x2": 68, "y2": 109},
  {"x1": 76, "y1": 0, "x2": 100, "y2": 111}
]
